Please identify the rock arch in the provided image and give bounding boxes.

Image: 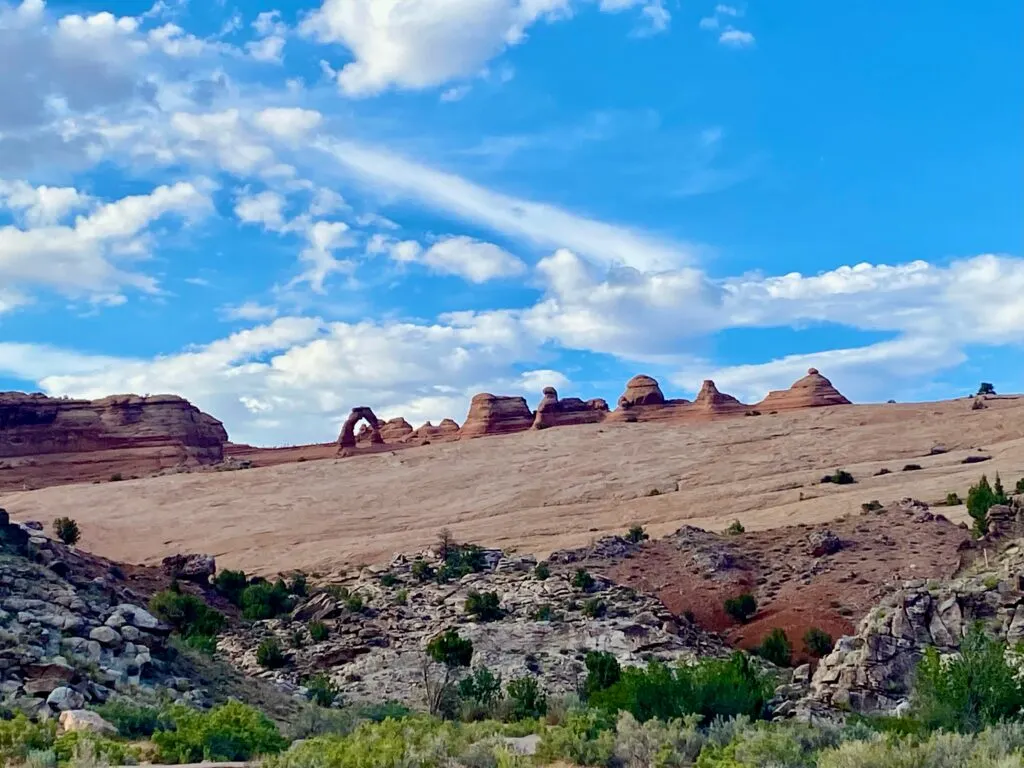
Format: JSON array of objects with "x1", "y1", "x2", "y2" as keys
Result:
[{"x1": 338, "y1": 407, "x2": 383, "y2": 449}]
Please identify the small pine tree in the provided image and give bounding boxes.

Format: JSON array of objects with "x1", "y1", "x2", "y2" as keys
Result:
[
  {"x1": 758, "y1": 629, "x2": 792, "y2": 667},
  {"x1": 967, "y1": 475, "x2": 999, "y2": 536},
  {"x1": 52, "y1": 517, "x2": 81, "y2": 546},
  {"x1": 977, "y1": 382, "x2": 996, "y2": 396}
]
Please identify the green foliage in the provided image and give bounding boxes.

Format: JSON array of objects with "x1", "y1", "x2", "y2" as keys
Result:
[
  {"x1": 0, "y1": 714, "x2": 56, "y2": 763},
  {"x1": 411, "y1": 559, "x2": 434, "y2": 583},
  {"x1": 966, "y1": 474, "x2": 1008, "y2": 536},
  {"x1": 457, "y1": 666, "x2": 503, "y2": 714},
  {"x1": 536, "y1": 710, "x2": 617, "y2": 766},
  {"x1": 257, "y1": 636, "x2": 286, "y2": 669},
  {"x1": 152, "y1": 700, "x2": 287, "y2": 763},
  {"x1": 356, "y1": 701, "x2": 413, "y2": 723},
  {"x1": 803, "y1": 627, "x2": 835, "y2": 658},
  {"x1": 308, "y1": 620, "x2": 329, "y2": 642},
  {"x1": 393, "y1": 588, "x2": 408, "y2": 606},
  {"x1": 214, "y1": 568, "x2": 248, "y2": 605},
  {"x1": 725, "y1": 520, "x2": 745, "y2": 535},
  {"x1": 306, "y1": 673, "x2": 342, "y2": 707},
  {"x1": 912, "y1": 623, "x2": 1024, "y2": 733},
  {"x1": 946, "y1": 492, "x2": 962, "y2": 506},
  {"x1": 96, "y1": 699, "x2": 162, "y2": 739},
  {"x1": 149, "y1": 589, "x2": 226, "y2": 640},
  {"x1": 532, "y1": 603, "x2": 555, "y2": 621},
  {"x1": 185, "y1": 633, "x2": 219, "y2": 655},
  {"x1": 533, "y1": 561, "x2": 551, "y2": 580},
  {"x1": 581, "y1": 598, "x2": 607, "y2": 618},
  {"x1": 52, "y1": 516, "x2": 81, "y2": 546},
  {"x1": 757, "y1": 629, "x2": 793, "y2": 667},
  {"x1": 724, "y1": 593, "x2": 757, "y2": 623},
  {"x1": 506, "y1": 676, "x2": 548, "y2": 721},
  {"x1": 426, "y1": 628, "x2": 473, "y2": 668},
  {"x1": 464, "y1": 590, "x2": 503, "y2": 621},
  {"x1": 53, "y1": 731, "x2": 138, "y2": 766},
  {"x1": 584, "y1": 651, "x2": 622, "y2": 699},
  {"x1": 241, "y1": 579, "x2": 292, "y2": 620},
  {"x1": 379, "y1": 572, "x2": 398, "y2": 587},
  {"x1": 977, "y1": 382, "x2": 996, "y2": 395},
  {"x1": 289, "y1": 572, "x2": 309, "y2": 596},
  {"x1": 589, "y1": 653, "x2": 774, "y2": 724},
  {"x1": 820, "y1": 469, "x2": 855, "y2": 485},
  {"x1": 572, "y1": 568, "x2": 595, "y2": 591},
  {"x1": 345, "y1": 592, "x2": 365, "y2": 613},
  {"x1": 1017, "y1": 477, "x2": 1024, "y2": 494},
  {"x1": 625, "y1": 525, "x2": 649, "y2": 544}
]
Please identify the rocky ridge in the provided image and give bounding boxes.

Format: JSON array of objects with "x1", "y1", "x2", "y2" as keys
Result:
[
  {"x1": 0, "y1": 393, "x2": 228, "y2": 491},
  {"x1": 219, "y1": 539, "x2": 726, "y2": 707}
]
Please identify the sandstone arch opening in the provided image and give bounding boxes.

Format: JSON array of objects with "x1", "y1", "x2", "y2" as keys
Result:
[{"x1": 337, "y1": 407, "x2": 383, "y2": 449}]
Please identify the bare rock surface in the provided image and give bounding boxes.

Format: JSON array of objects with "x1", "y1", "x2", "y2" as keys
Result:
[{"x1": 0, "y1": 393, "x2": 227, "y2": 491}]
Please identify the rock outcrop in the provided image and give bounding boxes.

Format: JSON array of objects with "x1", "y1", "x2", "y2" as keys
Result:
[
  {"x1": 757, "y1": 368, "x2": 851, "y2": 411},
  {"x1": 0, "y1": 392, "x2": 227, "y2": 491},
  {"x1": 337, "y1": 407, "x2": 382, "y2": 449},
  {"x1": 617, "y1": 375, "x2": 667, "y2": 408},
  {"x1": 459, "y1": 394, "x2": 534, "y2": 439},
  {"x1": 806, "y1": 541, "x2": 1024, "y2": 715},
  {"x1": 411, "y1": 419, "x2": 461, "y2": 443},
  {"x1": 532, "y1": 387, "x2": 609, "y2": 430},
  {"x1": 219, "y1": 545, "x2": 726, "y2": 706},
  {"x1": 693, "y1": 380, "x2": 746, "y2": 415},
  {"x1": 357, "y1": 417, "x2": 414, "y2": 445}
]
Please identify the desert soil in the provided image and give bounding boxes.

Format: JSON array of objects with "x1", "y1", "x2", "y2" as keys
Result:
[{"x1": 2, "y1": 398, "x2": 1022, "y2": 577}]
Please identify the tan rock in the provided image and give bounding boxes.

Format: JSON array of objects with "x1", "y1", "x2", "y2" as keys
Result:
[
  {"x1": 693, "y1": 380, "x2": 746, "y2": 414},
  {"x1": 532, "y1": 387, "x2": 608, "y2": 429},
  {"x1": 460, "y1": 394, "x2": 534, "y2": 438},
  {"x1": 616, "y1": 375, "x2": 666, "y2": 408},
  {"x1": 757, "y1": 368, "x2": 851, "y2": 411},
  {"x1": 58, "y1": 709, "x2": 117, "y2": 736}
]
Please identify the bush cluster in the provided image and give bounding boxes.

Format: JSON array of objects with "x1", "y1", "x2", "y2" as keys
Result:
[
  {"x1": 464, "y1": 590, "x2": 503, "y2": 622},
  {"x1": 820, "y1": 469, "x2": 855, "y2": 485},
  {"x1": 724, "y1": 593, "x2": 757, "y2": 623},
  {"x1": 52, "y1": 517, "x2": 81, "y2": 546},
  {"x1": 149, "y1": 586, "x2": 226, "y2": 645},
  {"x1": 967, "y1": 474, "x2": 1010, "y2": 536}
]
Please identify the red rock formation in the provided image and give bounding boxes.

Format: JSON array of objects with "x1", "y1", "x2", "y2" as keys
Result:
[
  {"x1": 617, "y1": 375, "x2": 666, "y2": 408},
  {"x1": 756, "y1": 368, "x2": 851, "y2": 411},
  {"x1": 532, "y1": 387, "x2": 609, "y2": 429},
  {"x1": 459, "y1": 394, "x2": 534, "y2": 439},
  {"x1": 338, "y1": 407, "x2": 382, "y2": 449},
  {"x1": 411, "y1": 419, "x2": 461, "y2": 443},
  {"x1": 693, "y1": 380, "x2": 746, "y2": 414},
  {"x1": 0, "y1": 392, "x2": 227, "y2": 491},
  {"x1": 374, "y1": 417, "x2": 414, "y2": 444}
]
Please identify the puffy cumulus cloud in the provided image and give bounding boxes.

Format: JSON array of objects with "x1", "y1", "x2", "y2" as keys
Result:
[
  {"x1": 0, "y1": 180, "x2": 92, "y2": 226},
  {"x1": 252, "y1": 107, "x2": 322, "y2": 141},
  {"x1": 302, "y1": 0, "x2": 668, "y2": 97},
  {"x1": 0, "y1": 179, "x2": 213, "y2": 310},
  {"x1": 372, "y1": 234, "x2": 527, "y2": 283},
  {"x1": 2, "y1": 314, "x2": 551, "y2": 445}
]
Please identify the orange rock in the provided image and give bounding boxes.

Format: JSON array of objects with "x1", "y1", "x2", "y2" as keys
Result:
[
  {"x1": 338, "y1": 407, "x2": 382, "y2": 449},
  {"x1": 460, "y1": 393, "x2": 534, "y2": 438},
  {"x1": 757, "y1": 368, "x2": 851, "y2": 411},
  {"x1": 693, "y1": 380, "x2": 747, "y2": 414},
  {"x1": 532, "y1": 387, "x2": 609, "y2": 429},
  {"x1": 616, "y1": 375, "x2": 666, "y2": 408}
]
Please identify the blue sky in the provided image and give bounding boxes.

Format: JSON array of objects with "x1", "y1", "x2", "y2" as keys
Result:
[{"x1": 0, "y1": 0, "x2": 1021, "y2": 446}]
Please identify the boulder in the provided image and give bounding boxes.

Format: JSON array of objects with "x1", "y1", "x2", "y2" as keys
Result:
[
  {"x1": 532, "y1": 387, "x2": 609, "y2": 430},
  {"x1": 22, "y1": 662, "x2": 76, "y2": 695},
  {"x1": 58, "y1": 709, "x2": 117, "y2": 736},
  {"x1": 161, "y1": 553, "x2": 216, "y2": 583},
  {"x1": 756, "y1": 368, "x2": 851, "y2": 411},
  {"x1": 47, "y1": 686, "x2": 86, "y2": 711},
  {"x1": 807, "y1": 530, "x2": 842, "y2": 557},
  {"x1": 616, "y1": 375, "x2": 666, "y2": 408},
  {"x1": 460, "y1": 394, "x2": 534, "y2": 438},
  {"x1": 0, "y1": 392, "x2": 227, "y2": 491}
]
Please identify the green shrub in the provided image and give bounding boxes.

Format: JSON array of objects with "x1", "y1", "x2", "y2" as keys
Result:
[
  {"x1": 584, "y1": 651, "x2": 622, "y2": 699},
  {"x1": 241, "y1": 579, "x2": 292, "y2": 620},
  {"x1": 289, "y1": 572, "x2": 308, "y2": 596},
  {"x1": 152, "y1": 700, "x2": 287, "y2": 763},
  {"x1": 724, "y1": 593, "x2": 757, "y2": 623},
  {"x1": 344, "y1": 592, "x2": 365, "y2": 613},
  {"x1": 53, "y1": 731, "x2": 138, "y2": 766},
  {"x1": 625, "y1": 525, "x2": 649, "y2": 544},
  {"x1": 532, "y1": 603, "x2": 555, "y2": 621},
  {"x1": 393, "y1": 589, "x2": 408, "y2": 606},
  {"x1": 581, "y1": 598, "x2": 607, "y2": 618},
  {"x1": 536, "y1": 710, "x2": 616, "y2": 766},
  {"x1": 820, "y1": 470, "x2": 855, "y2": 485},
  {"x1": 149, "y1": 588, "x2": 225, "y2": 639},
  {"x1": 95, "y1": 699, "x2": 162, "y2": 739},
  {"x1": 379, "y1": 572, "x2": 398, "y2": 587},
  {"x1": 306, "y1": 673, "x2": 341, "y2": 707},
  {"x1": 534, "y1": 562, "x2": 551, "y2": 580},
  {"x1": 52, "y1": 517, "x2": 80, "y2": 546},
  {"x1": 758, "y1": 629, "x2": 793, "y2": 667},
  {"x1": 572, "y1": 568, "x2": 596, "y2": 592},
  {"x1": 803, "y1": 627, "x2": 835, "y2": 658},
  {"x1": 427, "y1": 629, "x2": 473, "y2": 668},
  {"x1": 913, "y1": 623, "x2": 1024, "y2": 733},
  {"x1": 0, "y1": 715, "x2": 56, "y2": 763},
  {"x1": 457, "y1": 666, "x2": 503, "y2": 715},
  {"x1": 308, "y1": 620, "x2": 329, "y2": 642},
  {"x1": 589, "y1": 653, "x2": 773, "y2": 724},
  {"x1": 946, "y1": 492, "x2": 963, "y2": 506},
  {"x1": 725, "y1": 520, "x2": 745, "y2": 535},
  {"x1": 411, "y1": 560, "x2": 435, "y2": 582},
  {"x1": 214, "y1": 568, "x2": 248, "y2": 605},
  {"x1": 356, "y1": 701, "x2": 413, "y2": 722},
  {"x1": 465, "y1": 590, "x2": 503, "y2": 622},
  {"x1": 966, "y1": 474, "x2": 1009, "y2": 536},
  {"x1": 256, "y1": 637, "x2": 286, "y2": 669},
  {"x1": 506, "y1": 676, "x2": 548, "y2": 721}
]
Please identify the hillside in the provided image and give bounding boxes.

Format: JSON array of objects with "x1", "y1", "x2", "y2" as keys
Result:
[{"x1": 2, "y1": 396, "x2": 1022, "y2": 575}]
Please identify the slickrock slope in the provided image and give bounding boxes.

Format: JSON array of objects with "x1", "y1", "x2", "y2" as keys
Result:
[
  {"x1": 0, "y1": 393, "x2": 227, "y2": 491},
  {"x1": 459, "y1": 394, "x2": 535, "y2": 438},
  {"x1": 757, "y1": 368, "x2": 852, "y2": 411},
  {"x1": 6, "y1": 395, "x2": 1023, "y2": 575}
]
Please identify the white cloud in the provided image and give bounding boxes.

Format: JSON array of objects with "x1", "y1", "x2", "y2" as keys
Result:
[
  {"x1": 234, "y1": 190, "x2": 287, "y2": 230},
  {"x1": 301, "y1": 0, "x2": 667, "y2": 97},
  {"x1": 252, "y1": 107, "x2": 322, "y2": 140},
  {"x1": 0, "y1": 180, "x2": 92, "y2": 226},
  {"x1": 440, "y1": 85, "x2": 472, "y2": 103},
  {"x1": 719, "y1": 27, "x2": 755, "y2": 47},
  {"x1": 246, "y1": 35, "x2": 286, "y2": 63},
  {"x1": 293, "y1": 220, "x2": 356, "y2": 292},
  {"x1": 421, "y1": 236, "x2": 527, "y2": 282},
  {"x1": 221, "y1": 301, "x2": 280, "y2": 322},
  {"x1": 316, "y1": 138, "x2": 696, "y2": 271}
]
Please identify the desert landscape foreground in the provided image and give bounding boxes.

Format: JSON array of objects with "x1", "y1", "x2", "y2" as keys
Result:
[{"x1": 3, "y1": 395, "x2": 1022, "y2": 575}]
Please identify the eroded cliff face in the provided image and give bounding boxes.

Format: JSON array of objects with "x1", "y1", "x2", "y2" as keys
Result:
[{"x1": 0, "y1": 393, "x2": 228, "y2": 490}]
